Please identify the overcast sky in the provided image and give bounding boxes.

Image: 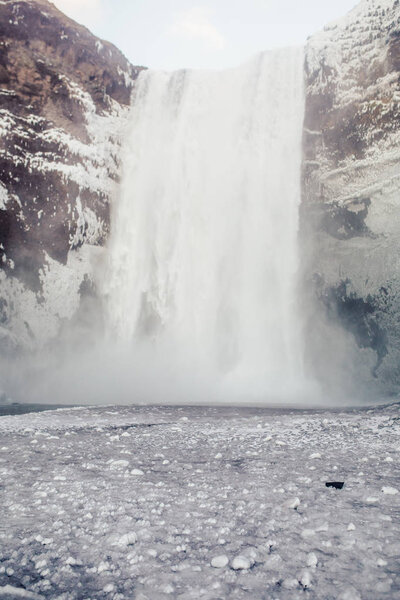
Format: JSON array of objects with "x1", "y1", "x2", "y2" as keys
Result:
[{"x1": 50, "y1": 0, "x2": 358, "y2": 70}]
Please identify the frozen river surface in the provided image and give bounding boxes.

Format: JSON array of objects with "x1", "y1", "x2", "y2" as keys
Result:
[{"x1": 0, "y1": 403, "x2": 399, "y2": 600}]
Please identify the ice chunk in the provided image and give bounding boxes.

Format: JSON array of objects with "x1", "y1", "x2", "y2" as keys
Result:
[
  {"x1": 211, "y1": 555, "x2": 229, "y2": 568},
  {"x1": 0, "y1": 586, "x2": 44, "y2": 599},
  {"x1": 299, "y1": 569, "x2": 312, "y2": 588},
  {"x1": 115, "y1": 532, "x2": 137, "y2": 546},
  {"x1": 231, "y1": 556, "x2": 251, "y2": 570},
  {"x1": 338, "y1": 588, "x2": 361, "y2": 600},
  {"x1": 285, "y1": 497, "x2": 300, "y2": 509},
  {"x1": 301, "y1": 529, "x2": 315, "y2": 538},
  {"x1": 377, "y1": 558, "x2": 387, "y2": 567},
  {"x1": 306, "y1": 552, "x2": 318, "y2": 568},
  {"x1": 109, "y1": 460, "x2": 129, "y2": 469},
  {"x1": 282, "y1": 578, "x2": 299, "y2": 589},
  {"x1": 264, "y1": 554, "x2": 282, "y2": 570}
]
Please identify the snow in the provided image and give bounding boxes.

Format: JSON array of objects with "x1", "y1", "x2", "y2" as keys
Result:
[
  {"x1": 306, "y1": 0, "x2": 400, "y2": 182},
  {"x1": 0, "y1": 243, "x2": 104, "y2": 349},
  {"x1": 0, "y1": 403, "x2": 399, "y2": 598},
  {"x1": 0, "y1": 183, "x2": 8, "y2": 210}
]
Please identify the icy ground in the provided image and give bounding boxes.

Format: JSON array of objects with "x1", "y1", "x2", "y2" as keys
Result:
[{"x1": 0, "y1": 404, "x2": 399, "y2": 600}]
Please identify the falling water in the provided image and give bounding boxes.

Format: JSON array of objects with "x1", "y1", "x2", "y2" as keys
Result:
[{"x1": 104, "y1": 48, "x2": 310, "y2": 404}]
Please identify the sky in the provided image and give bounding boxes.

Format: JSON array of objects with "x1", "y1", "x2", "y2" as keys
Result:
[{"x1": 50, "y1": 0, "x2": 358, "y2": 70}]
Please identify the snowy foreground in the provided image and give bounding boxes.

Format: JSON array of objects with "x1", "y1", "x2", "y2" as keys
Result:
[{"x1": 0, "y1": 404, "x2": 399, "y2": 600}]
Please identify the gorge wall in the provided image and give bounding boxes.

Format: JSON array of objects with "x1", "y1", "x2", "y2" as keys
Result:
[
  {"x1": 1, "y1": 0, "x2": 400, "y2": 397},
  {"x1": 303, "y1": 0, "x2": 400, "y2": 395},
  {"x1": 0, "y1": 0, "x2": 142, "y2": 352}
]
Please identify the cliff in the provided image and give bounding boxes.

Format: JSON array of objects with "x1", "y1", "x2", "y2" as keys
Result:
[
  {"x1": 303, "y1": 0, "x2": 400, "y2": 394},
  {"x1": 0, "y1": 0, "x2": 142, "y2": 350}
]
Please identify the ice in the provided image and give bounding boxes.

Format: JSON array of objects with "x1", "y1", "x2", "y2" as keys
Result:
[
  {"x1": 306, "y1": 552, "x2": 318, "y2": 568},
  {"x1": 282, "y1": 578, "x2": 298, "y2": 589},
  {"x1": 231, "y1": 556, "x2": 251, "y2": 570},
  {"x1": 299, "y1": 569, "x2": 312, "y2": 588},
  {"x1": 131, "y1": 468, "x2": 144, "y2": 475},
  {"x1": 108, "y1": 459, "x2": 129, "y2": 469},
  {"x1": 115, "y1": 533, "x2": 138, "y2": 547},
  {"x1": 0, "y1": 403, "x2": 399, "y2": 599},
  {"x1": 338, "y1": 589, "x2": 362, "y2": 600},
  {"x1": 309, "y1": 453, "x2": 321, "y2": 459},
  {"x1": 284, "y1": 497, "x2": 300, "y2": 509},
  {"x1": 381, "y1": 486, "x2": 398, "y2": 495},
  {"x1": 0, "y1": 585, "x2": 44, "y2": 599},
  {"x1": 211, "y1": 555, "x2": 229, "y2": 568}
]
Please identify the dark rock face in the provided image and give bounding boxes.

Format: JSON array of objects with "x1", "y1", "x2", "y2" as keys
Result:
[
  {"x1": 0, "y1": 0, "x2": 143, "y2": 349},
  {"x1": 302, "y1": 0, "x2": 400, "y2": 394}
]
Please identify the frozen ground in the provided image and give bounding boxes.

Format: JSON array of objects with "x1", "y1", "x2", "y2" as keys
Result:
[{"x1": 0, "y1": 403, "x2": 399, "y2": 600}]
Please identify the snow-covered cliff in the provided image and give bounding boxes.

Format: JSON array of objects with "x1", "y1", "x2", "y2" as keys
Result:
[
  {"x1": 303, "y1": 0, "x2": 400, "y2": 394},
  {"x1": 0, "y1": 0, "x2": 143, "y2": 350}
]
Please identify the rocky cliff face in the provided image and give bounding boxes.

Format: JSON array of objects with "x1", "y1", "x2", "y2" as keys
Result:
[
  {"x1": 0, "y1": 0, "x2": 142, "y2": 351},
  {"x1": 303, "y1": 0, "x2": 400, "y2": 395}
]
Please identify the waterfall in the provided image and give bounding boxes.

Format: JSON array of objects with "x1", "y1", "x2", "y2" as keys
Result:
[{"x1": 103, "y1": 48, "x2": 310, "y2": 404}]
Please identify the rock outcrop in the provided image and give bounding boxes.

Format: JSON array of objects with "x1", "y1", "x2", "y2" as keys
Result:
[
  {"x1": 302, "y1": 0, "x2": 400, "y2": 395},
  {"x1": 0, "y1": 0, "x2": 142, "y2": 350}
]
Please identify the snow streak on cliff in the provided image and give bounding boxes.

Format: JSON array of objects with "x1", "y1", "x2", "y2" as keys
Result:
[{"x1": 104, "y1": 49, "x2": 308, "y2": 403}]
